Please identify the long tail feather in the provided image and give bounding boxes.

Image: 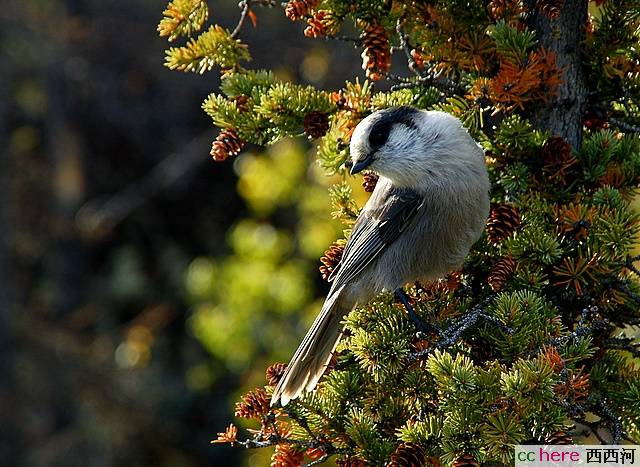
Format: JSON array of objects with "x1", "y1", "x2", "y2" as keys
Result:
[{"x1": 271, "y1": 286, "x2": 352, "y2": 406}]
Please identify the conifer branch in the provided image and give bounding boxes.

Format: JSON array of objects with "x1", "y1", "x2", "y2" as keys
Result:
[
  {"x1": 158, "y1": 0, "x2": 208, "y2": 42},
  {"x1": 165, "y1": 25, "x2": 251, "y2": 73}
]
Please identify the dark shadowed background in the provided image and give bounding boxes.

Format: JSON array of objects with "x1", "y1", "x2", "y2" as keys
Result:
[{"x1": 0, "y1": 1, "x2": 363, "y2": 465}]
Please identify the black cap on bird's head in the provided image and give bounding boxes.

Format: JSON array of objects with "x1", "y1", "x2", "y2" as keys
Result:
[{"x1": 349, "y1": 106, "x2": 421, "y2": 175}]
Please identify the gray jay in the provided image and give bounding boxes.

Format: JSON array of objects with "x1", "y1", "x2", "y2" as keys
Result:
[{"x1": 271, "y1": 106, "x2": 490, "y2": 406}]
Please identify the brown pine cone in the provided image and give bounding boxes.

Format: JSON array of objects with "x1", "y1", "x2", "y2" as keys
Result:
[
  {"x1": 536, "y1": 0, "x2": 564, "y2": 19},
  {"x1": 488, "y1": 255, "x2": 516, "y2": 292},
  {"x1": 360, "y1": 21, "x2": 391, "y2": 81},
  {"x1": 234, "y1": 95, "x2": 250, "y2": 112},
  {"x1": 284, "y1": 0, "x2": 319, "y2": 21},
  {"x1": 266, "y1": 362, "x2": 288, "y2": 386},
  {"x1": 388, "y1": 442, "x2": 427, "y2": 467},
  {"x1": 541, "y1": 136, "x2": 577, "y2": 185},
  {"x1": 545, "y1": 430, "x2": 573, "y2": 445},
  {"x1": 452, "y1": 453, "x2": 479, "y2": 467},
  {"x1": 362, "y1": 171, "x2": 379, "y2": 192},
  {"x1": 271, "y1": 443, "x2": 305, "y2": 467},
  {"x1": 541, "y1": 136, "x2": 572, "y2": 166},
  {"x1": 319, "y1": 242, "x2": 344, "y2": 281},
  {"x1": 303, "y1": 111, "x2": 330, "y2": 139},
  {"x1": 234, "y1": 387, "x2": 270, "y2": 419},
  {"x1": 486, "y1": 204, "x2": 520, "y2": 244},
  {"x1": 211, "y1": 129, "x2": 244, "y2": 161},
  {"x1": 336, "y1": 457, "x2": 367, "y2": 467}
]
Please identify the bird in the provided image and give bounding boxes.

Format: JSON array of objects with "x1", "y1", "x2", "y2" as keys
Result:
[{"x1": 271, "y1": 106, "x2": 490, "y2": 406}]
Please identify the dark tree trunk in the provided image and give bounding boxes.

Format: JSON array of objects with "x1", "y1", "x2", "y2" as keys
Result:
[{"x1": 527, "y1": 0, "x2": 589, "y2": 150}]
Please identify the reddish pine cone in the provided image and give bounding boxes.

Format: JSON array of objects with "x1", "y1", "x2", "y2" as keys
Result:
[
  {"x1": 487, "y1": 204, "x2": 520, "y2": 244},
  {"x1": 211, "y1": 129, "x2": 244, "y2": 161},
  {"x1": 546, "y1": 430, "x2": 573, "y2": 445},
  {"x1": 284, "y1": 0, "x2": 319, "y2": 21},
  {"x1": 234, "y1": 387, "x2": 270, "y2": 419},
  {"x1": 488, "y1": 256, "x2": 516, "y2": 292},
  {"x1": 360, "y1": 21, "x2": 391, "y2": 81},
  {"x1": 303, "y1": 111, "x2": 330, "y2": 139},
  {"x1": 319, "y1": 242, "x2": 344, "y2": 281},
  {"x1": 266, "y1": 362, "x2": 288, "y2": 386},
  {"x1": 536, "y1": 0, "x2": 564, "y2": 19},
  {"x1": 452, "y1": 453, "x2": 479, "y2": 467},
  {"x1": 583, "y1": 108, "x2": 608, "y2": 131},
  {"x1": 410, "y1": 49, "x2": 426, "y2": 70},
  {"x1": 362, "y1": 171, "x2": 379, "y2": 192},
  {"x1": 304, "y1": 10, "x2": 328, "y2": 37},
  {"x1": 388, "y1": 442, "x2": 426, "y2": 467},
  {"x1": 271, "y1": 443, "x2": 304, "y2": 467}
]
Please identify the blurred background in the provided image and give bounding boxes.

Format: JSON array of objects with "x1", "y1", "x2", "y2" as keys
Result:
[{"x1": 0, "y1": 1, "x2": 364, "y2": 465}]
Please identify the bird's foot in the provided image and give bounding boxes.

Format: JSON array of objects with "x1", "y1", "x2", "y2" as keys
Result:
[{"x1": 394, "y1": 288, "x2": 440, "y2": 336}]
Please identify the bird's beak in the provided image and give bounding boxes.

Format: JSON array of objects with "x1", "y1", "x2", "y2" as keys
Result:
[{"x1": 350, "y1": 153, "x2": 374, "y2": 175}]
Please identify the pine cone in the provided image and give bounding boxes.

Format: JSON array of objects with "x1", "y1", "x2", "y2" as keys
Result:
[
  {"x1": 362, "y1": 171, "x2": 379, "y2": 192},
  {"x1": 583, "y1": 108, "x2": 608, "y2": 131},
  {"x1": 234, "y1": 387, "x2": 270, "y2": 419},
  {"x1": 284, "y1": 0, "x2": 319, "y2": 21},
  {"x1": 486, "y1": 204, "x2": 520, "y2": 244},
  {"x1": 266, "y1": 362, "x2": 288, "y2": 386},
  {"x1": 541, "y1": 136, "x2": 577, "y2": 185},
  {"x1": 304, "y1": 10, "x2": 328, "y2": 38},
  {"x1": 336, "y1": 457, "x2": 367, "y2": 467},
  {"x1": 305, "y1": 447, "x2": 325, "y2": 461},
  {"x1": 536, "y1": 0, "x2": 564, "y2": 19},
  {"x1": 361, "y1": 21, "x2": 391, "y2": 81},
  {"x1": 488, "y1": 256, "x2": 516, "y2": 292},
  {"x1": 388, "y1": 442, "x2": 426, "y2": 467},
  {"x1": 452, "y1": 453, "x2": 479, "y2": 467},
  {"x1": 319, "y1": 242, "x2": 344, "y2": 281},
  {"x1": 234, "y1": 95, "x2": 250, "y2": 112},
  {"x1": 271, "y1": 443, "x2": 305, "y2": 467},
  {"x1": 303, "y1": 111, "x2": 330, "y2": 139},
  {"x1": 211, "y1": 129, "x2": 244, "y2": 161},
  {"x1": 488, "y1": 0, "x2": 524, "y2": 20},
  {"x1": 541, "y1": 136, "x2": 572, "y2": 166},
  {"x1": 546, "y1": 430, "x2": 573, "y2": 445},
  {"x1": 410, "y1": 49, "x2": 426, "y2": 70}
]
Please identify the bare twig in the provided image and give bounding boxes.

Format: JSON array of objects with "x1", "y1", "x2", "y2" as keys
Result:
[
  {"x1": 230, "y1": 1, "x2": 251, "y2": 39},
  {"x1": 231, "y1": 0, "x2": 278, "y2": 39},
  {"x1": 608, "y1": 116, "x2": 640, "y2": 134},
  {"x1": 396, "y1": 21, "x2": 422, "y2": 78}
]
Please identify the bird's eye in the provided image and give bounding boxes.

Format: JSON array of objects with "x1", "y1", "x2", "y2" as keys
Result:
[{"x1": 368, "y1": 123, "x2": 391, "y2": 148}]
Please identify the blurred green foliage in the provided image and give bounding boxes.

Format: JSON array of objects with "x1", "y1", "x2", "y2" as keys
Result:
[{"x1": 185, "y1": 140, "x2": 343, "y2": 377}]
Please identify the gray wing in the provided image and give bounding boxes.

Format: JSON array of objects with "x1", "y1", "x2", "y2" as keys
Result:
[{"x1": 328, "y1": 185, "x2": 424, "y2": 291}]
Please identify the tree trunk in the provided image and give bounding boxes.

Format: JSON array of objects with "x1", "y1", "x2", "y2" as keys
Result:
[{"x1": 527, "y1": 0, "x2": 589, "y2": 150}]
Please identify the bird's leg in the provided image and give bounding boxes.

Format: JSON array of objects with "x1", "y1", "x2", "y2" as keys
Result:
[{"x1": 394, "y1": 288, "x2": 439, "y2": 335}]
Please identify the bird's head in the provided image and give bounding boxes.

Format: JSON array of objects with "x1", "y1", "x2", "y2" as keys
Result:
[{"x1": 348, "y1": 107, "x2": 485, "y2": 189}]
